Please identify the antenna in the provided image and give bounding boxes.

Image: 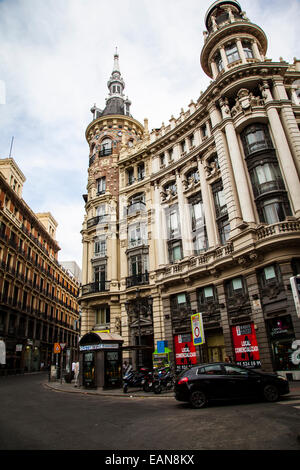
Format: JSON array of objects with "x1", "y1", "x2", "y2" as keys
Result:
[{"x1": 9, "y1": 136, "x2": 14, "y2": 157}]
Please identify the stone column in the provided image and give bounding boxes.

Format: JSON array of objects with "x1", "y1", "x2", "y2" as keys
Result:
[
  {"x1": 176, "y1": 170, "x2": 193, "y2": 257},
  {"x1": 197, "y1": 157, "x2": 217, "y2": 248},
  {"x1": 152, "y1": 292, "x2": 165, "y2": 347},
  {"x1": 154, "y1": 182, "x2": 167, "y2": 266},
  {"x1": 219, "y1": 98, "x2": 256, "y2": 224},
  {"x1": 236, "y1": 38, "x2": 247, "y2": 64},
  {"x1": 273, "y1": 77, "x2": 300, "y2": 176},
  {"x1": 210, "y1": 59, "x2": 218, "y2": 80},
  {"x1": 220, "y1": 46, "x2": 229, "y2": 71},
  {"x1": 244, "y1": 272, "x2": 273, "y2": 372},
  {"x1": 215, "y1": 282, "x2": 234, "y2": 359},
  {"x1": 110, "y1": 200, "x2": 118, "y2": 288},
  {"x1": 81, "y1": 239, "x2": 89, "y2": 285},
  {"x1": 208, "y1": 102, "x2": 243, "y2": 233},
  {"x1": 251, "y1": 40, "x2": 263, "y2": 60},
  {"x1": 261, "y1": 81, "x2": 300, "y2": 217}
]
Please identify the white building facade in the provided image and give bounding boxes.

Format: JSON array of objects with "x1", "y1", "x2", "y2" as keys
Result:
[{"x1": 79, "y1": 1, "x2": 300, "y2": 379}]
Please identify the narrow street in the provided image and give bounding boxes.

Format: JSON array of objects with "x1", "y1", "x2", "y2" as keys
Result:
[{"x1": 0, "y1": 373, "x2": 300, "y2": 452}]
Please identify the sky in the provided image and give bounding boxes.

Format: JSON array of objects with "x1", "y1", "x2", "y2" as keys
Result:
[{"x1": 0, "y1": 0, "x2": 299, "y2": 270}]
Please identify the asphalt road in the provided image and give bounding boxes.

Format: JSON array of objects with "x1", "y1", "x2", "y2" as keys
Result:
[{"x1": 0, "y1": 372, "x2": 300, "y2": 452}]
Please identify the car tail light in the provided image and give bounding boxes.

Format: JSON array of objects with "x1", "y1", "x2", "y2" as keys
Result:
[{"x1": 178, "y1": 377, "x2": 189, "y2": 385}]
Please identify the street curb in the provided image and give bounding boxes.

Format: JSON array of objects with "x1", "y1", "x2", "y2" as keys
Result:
[{"x1": 43, "y1": 382, "x2": 174, "y2": 398}]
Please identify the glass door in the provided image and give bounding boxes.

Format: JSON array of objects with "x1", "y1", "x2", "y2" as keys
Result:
[{"x1": 83, "y1": 352, "x2": 96, "y2": 388}]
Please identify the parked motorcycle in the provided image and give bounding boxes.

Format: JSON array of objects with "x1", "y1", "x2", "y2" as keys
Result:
[
  {"x1": 153, "y1": 367, "x2": 175, "y2": 394},
  {"x1": 142, "y1": 370, "x2": 155, "y2": 392},
  {"x1": 123, "y1": 367, "x2": 150, "y2": 393}
]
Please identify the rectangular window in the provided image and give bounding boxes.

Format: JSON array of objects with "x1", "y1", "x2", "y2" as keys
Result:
[
  {"x1": 93, "y1": 264, "x2": 107, "y2": 291},
  {"x1": 226, "y1": 277, "x2": 245, "y2": 297},
  {"x1": 97, "y1": 177, "x2": 106, "y2": 194},
  {"x1": 232, "y1": 278, "x2": 243, "y2": 290},
  {"x1": 94, "y1": 238, "x2": 106, "y2": 257},
  {"x1": 168, "y1": 240, "x2": 183, "y2": 263},
  {"x1": 166, "y1": 205, "x2": 180, "y2": 239},
  {"x1": 96, "y1": 306, "x2": 110, "y2": 325},
  {"x1": 129, "y1": 254, "x2": 148, "y2": 276},
  {"x1": 204, "y1": 286, "x2": 214, "y2": 299},
  {"x1": 127, "y1": 168, "x2": 134, "y2": 185},
  {"x1": 242, "y1": 41, "x2": 254, "y2": 59},
  {"x1": 177, "y1": 293, "x2": 186, "y2": 304},
  {"x1": 264, "y1": 265, "x2": 276, "y2": 280},
  {"x1": 128, "y1": 223, "x2": 147, "y2": 248},
  {"x1": 225, "y1": 43, "x2": 240, "y2": 63},
  {"x1": 212, "y1": 181, "x2": 227, "y2": 218},
  {"x1": 137, "y1": 163, "x2": 145, "y2": 181}
]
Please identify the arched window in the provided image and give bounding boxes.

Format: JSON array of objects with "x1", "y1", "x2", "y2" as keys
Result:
[
  {"x1": 241, "y1": 123, "x2": 273, "y2": 156},
  {"x1": 241, "y1": 123, "x2": 292, "y2": 224},
  {"x1": 100, "y1": 138, "x2": 112, "y2": 156}
]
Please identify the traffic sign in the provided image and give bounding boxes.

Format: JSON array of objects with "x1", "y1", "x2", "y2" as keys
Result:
[
  {"x1": 60, "y1": 343, "x2": 66, "y2": 350},
  {"x1": 54, "y1": 343, "x2": 61, "y2": 354},
  {"x1": 191, "y1": 313, "x2": 205, "y2": 346}
]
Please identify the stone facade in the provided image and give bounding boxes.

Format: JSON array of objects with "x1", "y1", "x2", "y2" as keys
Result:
[{"x1": 79, "y1": 1, "x2": 300, "y2": 378}]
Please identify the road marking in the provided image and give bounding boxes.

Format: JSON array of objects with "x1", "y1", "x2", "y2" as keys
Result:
[{"x1": 278, "y1": 399, "x2": 300, "y2": 405}]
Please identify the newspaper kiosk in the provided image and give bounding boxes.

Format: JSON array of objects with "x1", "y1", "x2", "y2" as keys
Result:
[{"x1": 79, "y1": 332, "x2": 123, "y2": 389}]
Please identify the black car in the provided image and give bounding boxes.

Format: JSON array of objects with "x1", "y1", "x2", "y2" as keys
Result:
[{"x1": 175, "y1": 362, "x2": 290, "y2": 409}]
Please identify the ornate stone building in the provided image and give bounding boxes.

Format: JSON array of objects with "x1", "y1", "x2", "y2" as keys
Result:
[{"x1": 79, "y1": 1, "x2": 300, "y2": 378}]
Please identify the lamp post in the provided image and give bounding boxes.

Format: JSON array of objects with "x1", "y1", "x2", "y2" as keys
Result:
[{"x1": 125, "y1": 288, "x2": 153, "y2": 369}]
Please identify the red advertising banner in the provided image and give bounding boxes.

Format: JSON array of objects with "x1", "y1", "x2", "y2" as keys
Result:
[
  {"x1": 231, "y1": 323, "x2": 261, "y2": 368},
  {"x1": 174, "y1": 334, "x2": 197, "y2": 371}
]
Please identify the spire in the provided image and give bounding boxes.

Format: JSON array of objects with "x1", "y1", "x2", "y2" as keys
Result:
[
  {"x1": 100, "y1": 49, "x2": 131, "y2": 117},
  {"x1": 113, "y1": 47, "x2": 121, "y2": 74}
]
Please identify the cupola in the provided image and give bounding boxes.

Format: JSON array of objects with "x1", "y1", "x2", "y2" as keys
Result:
[{"x1": 201, "y1": 0, "x2": 268, "y2": 79}]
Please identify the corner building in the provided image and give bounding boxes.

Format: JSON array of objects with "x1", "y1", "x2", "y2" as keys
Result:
[{"x1": 79, "y1": 1, "x2": 300, "y2": 379}]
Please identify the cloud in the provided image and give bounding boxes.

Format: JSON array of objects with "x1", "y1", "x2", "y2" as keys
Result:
[{"x1": 0, "y1": 0, "x2": 299, "y2": 270}]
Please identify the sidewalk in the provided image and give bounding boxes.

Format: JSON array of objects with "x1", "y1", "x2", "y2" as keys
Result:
[
  {"x1": 44, "y1": 379, "x2": 174, "y2": 397},
  {"x1": 44, "y1": 379, "x2": 300, "y2": 399}
]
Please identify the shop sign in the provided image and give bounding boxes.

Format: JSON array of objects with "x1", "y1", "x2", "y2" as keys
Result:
[
  {"x1": 79, "y1": 343, "x2": 119, "y2": 351},
  {"x1": 268, "y1": 316, "x2": 293, "y2": 338},
  {"x1": 0, "y1": 340, "x2": 6, "y2": 365},
  {"x1": 231, "y1": 323, "x2": 261, "y2": 368},
  {"x1": 290, "y1": 276, "x2": 300, "y2": 318},
  {"x1": 174, "y1": 334, "x2": 197, "y2": 371},
  {"x1": 191, "y1": 313, "x2": 205, "y2": 346},
  {"x1": 291, "y1": 340, "x2": 300, "y2": 366}
]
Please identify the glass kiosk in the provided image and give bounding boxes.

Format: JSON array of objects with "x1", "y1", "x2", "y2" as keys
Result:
[{"x1": 79, "y1": 332, "x2": 123, "y2": 389}]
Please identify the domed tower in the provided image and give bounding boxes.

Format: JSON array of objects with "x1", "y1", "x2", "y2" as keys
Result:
[
  {"x1": 80, "y1": 50, "x2": 144, "y2": 336},
  {"x1": 201, "y1": 0, "x2": 267, "y2": 79}
]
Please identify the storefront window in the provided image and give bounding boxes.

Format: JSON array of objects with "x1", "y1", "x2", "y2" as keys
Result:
[{"x1": 266, "y1": 315, "x2": 299, "y2": 371}]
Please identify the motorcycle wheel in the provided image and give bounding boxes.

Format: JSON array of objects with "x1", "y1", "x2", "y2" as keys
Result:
[
  {"x1": 143, "y1": 382, "x2": 151, "y2": 392},
  {"x1": 154, "y1": 383, "x2": 162, "y2": 394},
  {"x1": 123, "y1": 384, "x2": 128, "y2": 393}
]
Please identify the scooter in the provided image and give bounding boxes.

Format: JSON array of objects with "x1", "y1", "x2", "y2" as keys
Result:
[
  {"x1": 142, "y1": 370, "x2": 155, "y2": 392},
  {"x1": 123, "y1": 367, "x2": 150, "y2": 393},
  {"x1": 153, "y1": 368, "x2": 175, "y2": 394}
]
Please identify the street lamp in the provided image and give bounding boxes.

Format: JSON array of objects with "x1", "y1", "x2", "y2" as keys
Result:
[{"x1": 125, "y1": 289, "x2": 153, "y2": 369}]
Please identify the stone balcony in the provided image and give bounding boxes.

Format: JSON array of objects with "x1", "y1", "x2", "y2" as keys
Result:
[{"x1": 155, "y1": 220, "x2": 300, "y2": 287}]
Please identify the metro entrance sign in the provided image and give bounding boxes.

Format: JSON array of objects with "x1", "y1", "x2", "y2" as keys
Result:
[{"x1": 191, "y1": 313, "x2": 205, "y2": 346}]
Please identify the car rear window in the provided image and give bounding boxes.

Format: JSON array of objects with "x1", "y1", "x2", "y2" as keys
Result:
[{"x1": 197, "y1": 365, "x2": 223, "y2": 375}]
